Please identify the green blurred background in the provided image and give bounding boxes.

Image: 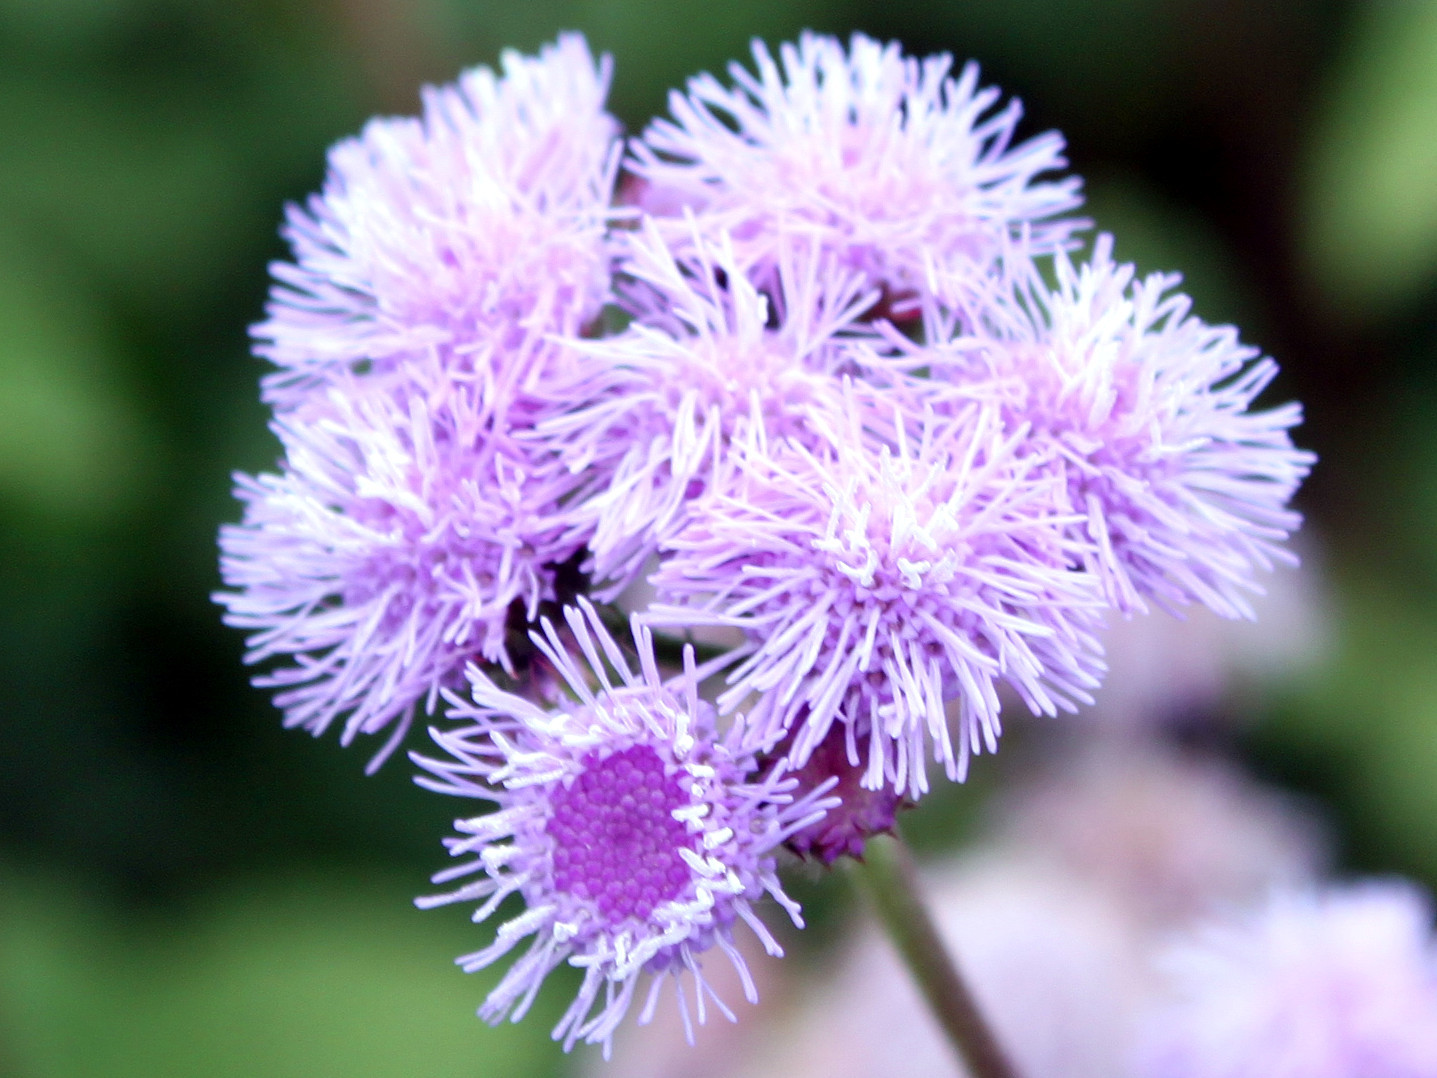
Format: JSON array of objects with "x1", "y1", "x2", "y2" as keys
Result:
[{"x1": 1, "y1": 1, "x2": 1436, "y2": 1074}]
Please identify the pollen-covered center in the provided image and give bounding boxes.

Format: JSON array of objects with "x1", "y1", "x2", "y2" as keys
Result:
[{"x1": 546, "y1": 744, "x2": 695, "y2": 923}]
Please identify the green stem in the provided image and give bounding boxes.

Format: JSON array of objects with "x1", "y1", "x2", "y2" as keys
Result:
[{"x1": 849, "y1": 833, "x2": 1021, "y2": 1078}]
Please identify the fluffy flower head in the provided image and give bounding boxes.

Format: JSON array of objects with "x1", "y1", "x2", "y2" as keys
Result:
[
  {"x1": 412, "y1": 601, "x2": 833, "y2": 1053},
  {"x1": 257, "y1": 33, "x2": 620, "y2": 407},
  {"x1": 631, "y1": 32, "x2": 1082, "y2": 314},
  {"x1": 649, "y1": 409, "x2": 1104, "y2": 796},
  {"x1": 215, "y1": 365, "x2": 588, "y2": 764},
  {"x1": 932, "y1": 236, "x2": 1313, "y2": 619}
]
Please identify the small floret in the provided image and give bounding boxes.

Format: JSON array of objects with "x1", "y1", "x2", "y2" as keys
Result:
[{"x1": 412, "y1": 601, "x2": 835, "y2": 1053}]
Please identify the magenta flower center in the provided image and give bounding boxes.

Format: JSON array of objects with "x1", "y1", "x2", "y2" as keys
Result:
[{"x1": 547, "y1": 744, "x2": 695, "y2": 923}]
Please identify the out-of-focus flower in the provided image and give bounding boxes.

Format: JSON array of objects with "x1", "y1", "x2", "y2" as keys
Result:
[
  {"x1": 998, "y1": 742, "x2": 1327, "y2": 926},
  {"x1": 630, "y1": 32, "x2": 1082, "y2": 316},
  {"x1": 254, "y1": 33, "x2": 620, "y2": 409},
  {"x1": 591, "y1": 740, "x2": 1328, "y2": 1078},
  {"x1": 928, "y1": 236, "x2": 1313, "y2": 620},
  {"x1": 592, "y1": 846, "x2": 1152, "y2": 1078},
  {"x1": 649, "y1": 409, "x2": 1105, "y2": 796},
  {"x1": 1084, "y1": 539, "x2": 1329, "y2": 732},
  {"x1": 215, "y1": 363, "x2": 591, "y2": 765},
  {"x1": 412, "y1": 601, "x2": 834, "y2": 1054},
  {"x1": 1135, "y1": 881, "x2": 1437, "y2": 1078},
  {"x1": 807, "y1": 854, "x2": 1150, "y2": 1078}
]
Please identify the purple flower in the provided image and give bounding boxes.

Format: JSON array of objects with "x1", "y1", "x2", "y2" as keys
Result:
[
  {"x1": 926, "y1": 236, "x2": 1314, "y2": 619},
  {"x1": 1136, "y1": 881, "x2": 1437, "y2": 1078},
  {"x1": 412, "y1": 600, "x2": 834, "y2": 1053},
  {"x1": 629, "y1": 32, "x2": 1083, "y2": 317},
  {"x1": 647, "y1": 409, "x2": 1105, "y2": 797},
  {"x1": 542, "y1": 220, "x2": 880, "y2": 590},
  {"x1": 255, "y1": 33, "x2": 621, "y2": 410},
  {"x1": 215, "y1": 360, "x2": 591, "y2": 766}
]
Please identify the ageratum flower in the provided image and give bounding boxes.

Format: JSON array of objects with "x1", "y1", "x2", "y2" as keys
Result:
[
  {"x1": 542, "y1": 220, "x2": 880, "y2": 590},
  {"x1": 647, "y1": 409, "x2": 1105, "y2": 797},
  {"x1": 1136, "y1": 881, "x2": 1437, "y2": 1078},
  {"x1": 927, "y1": 236, "x2": 1314, "y2": 619},
  {"x1": 215, "y1": 354, "x2": 592, "y2": 766},
  {"x1": 255, "y1": 33, "x2": 620, "y2": 410},
  {"x1": 630, "y1": 32, "x2": 1083, "y2": 318},
  {"x1": 413, "y1": 601, "x2": 834, "y2": 1053}
]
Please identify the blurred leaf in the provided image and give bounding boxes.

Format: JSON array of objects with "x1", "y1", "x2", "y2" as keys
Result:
[
  {"x1": 1301, "y1": 1, "x2": 1437, "y2": 321},
  {"x1": 1261, "y1": 567, "x2": 1437, "y2": 883},
  {"x1": 0, "y1": 1, "x2": 369, "y2": 323},
  {"x1": 0, "y1": 76, "x2": 257, "y2": 315},
  {"x1": 0, "y1": 226, "x2": 161, "y2": 523},
  {"x1": 0, "y1": 0, "x2": 141, "y2": 50},
  {"x1": 0, "y1": 871, "x2": 566, "y2": 1078}
]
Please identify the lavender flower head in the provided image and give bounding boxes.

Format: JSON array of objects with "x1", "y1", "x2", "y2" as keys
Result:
[
  {"x1": 928, "y1": 235, "x2": 1314, "y2": 618},
  {"x1": 255, "y1": 33, "x2": 620, "y2": 409},
  {"x1": 219, "y1": 35, "x2": 622, "y2": 763},
  {"x1": 412, "y1": 601, "x2": 834, "y2": 1054},
  {"x1": 216, "y1": 360, "x2": 592, "y2": 765},
  {"x1": 1136, "y1": 881, "x2": 1437, "y2": 1078},
  {"x1": 649, "y1": 409, "x2": 1105, "y2": 796},
  {"x1": 631, "y1": 32, "x2": 1083, "y2": 315}
]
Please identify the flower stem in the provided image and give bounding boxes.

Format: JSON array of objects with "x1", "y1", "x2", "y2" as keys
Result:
[{"x1": 849, "y1": 833, "x2": 1021, "y2": 1078}]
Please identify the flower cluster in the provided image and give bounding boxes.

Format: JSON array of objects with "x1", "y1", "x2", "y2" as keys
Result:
[{"x1": 217, "y1": 31, "x2": 1311, "y2": 1052}]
